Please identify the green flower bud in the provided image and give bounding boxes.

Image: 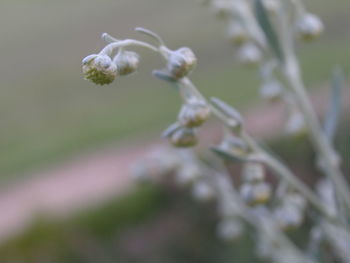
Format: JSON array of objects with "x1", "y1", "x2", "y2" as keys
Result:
[
  {"x1": 296, "y1": 13, "x2": 324, "y2": 41},
  {"x1": 226, "y1": 23, "x2": 249, "y2": 45},
  {"x1": 82, "y1": 54, "x2": 117, "y2": 85},
  {"x1": 242, "y1": 162, "x2": 265, "y2": 183},
  {"x1": 237, "y1": 43, "x2": 262, "y2": 66},
  {"x1": 274, "y1": 205, "x2": 303, "y2": 231},
  {"x1": 192, "y1": 180, "x2": 215, "y2": 202},
  {"x1": 178, "y1": 99, "x2": 211, "y2": 127},
  {"x1": 260, "y1": 80, "x2": 283, "y2": 101},
  {"x1": 114, "y1": 50, "x2": 140, "y2": 76},
  {"x1": 167, "y1": 47, "x2": 197, "y2": 79},
  {"x1": 217, "y1": 219, "x2": 243, "y2": 241},
  {"x1": 240, "y1": 182, "x2": 271, "y2": 206},
  {"x1": 167, "y1": 126, "x2": 198, "y2": 148}
]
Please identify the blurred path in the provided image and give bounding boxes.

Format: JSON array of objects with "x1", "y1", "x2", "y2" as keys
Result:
[{"x1": 0, "y1": 89, "x2": 348, "y2": 243}]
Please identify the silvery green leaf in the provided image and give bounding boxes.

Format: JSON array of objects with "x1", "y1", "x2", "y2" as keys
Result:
[
  {"x1": 162, "y1": 122, "x2": 181, "y2": 137},
  {"x1": 211, "y1": 146, "x2": 247, "y2": 162},
  {"x1": 324, "y1": 67, "x2": 343, "y2": 142},
  {"x1": 210, "y1": 97, "x2": 243, "y2": 124},
  {"x1": 254, "y1": 0, "x2": 284, "y2": 62},
  {"x1": 152, "y1": 69, "x2": 177, "y2": 83}
]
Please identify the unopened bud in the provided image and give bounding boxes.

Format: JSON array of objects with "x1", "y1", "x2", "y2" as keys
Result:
[
  {"x1": 240, "y1": 182, "x2": 271, "y2": 206},
  {"x1": 260, "y1": 80, "x2": 283, "y2": 101},
  {"x1": 178, "y1": 99, "x2": 211, "y2": 127},
  {"x1": 114, "y1": 50, "x2": 140, "y2": 76},
  {"x1": 211, "y1": 0, "x2": 233, "y2": 18},
  {"x1": 175, "y1": 164, "x2": 201, "y2": 186},
  {"x1": 237, "y1": 43, "x2": 262, "y2": 66},
  {"x1": 167, "y1": 47, "x2": 197, "y2": 79},
  {"x1": 242, "y1": 162, "x2": 265, "y2": 183},
  {"x1": 285, "y1": 111, "x2": 306, "y2": 135},
  {"x1": 296, "y1": 13, "x2": 324, "y2": 41},
  {"x1": 217, "y1": 219, "x2": 243, "y2": 241},
  {"x1": 274, "y1": 205, "x2": 303, "y2": 231},
  {"x1": 192, "y1": 180, "x2": 215, "y2": 202},
  {"x1": 168, "y1": 126, "x2": 198, "y2": 148},
  {"x1": 82, "y1": 54, "x2": 117, "y2": 85},
  {"x1": 226, "y1": 23, "x2": 249, "y2": 45}
]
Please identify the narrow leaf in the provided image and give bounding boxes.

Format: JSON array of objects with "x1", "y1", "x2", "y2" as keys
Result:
[
  {"x1": 254, "y1": 0, "x2": 284, "y2": 62},
  {"x1": 324, "y1": 67, "x2": 344, "y2": 141},
  {"x1": 152, "y1": 70, "x2": 177, "y2": 83}
]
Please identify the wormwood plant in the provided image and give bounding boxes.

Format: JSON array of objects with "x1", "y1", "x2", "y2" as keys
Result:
[{"x1": 82, "y1": 0, "x2": 349, "y2": 262}]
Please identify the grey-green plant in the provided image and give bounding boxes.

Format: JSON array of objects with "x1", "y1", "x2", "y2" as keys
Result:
[{"x1": 81, "y1": 0, "x2": 349, "y2": 262}]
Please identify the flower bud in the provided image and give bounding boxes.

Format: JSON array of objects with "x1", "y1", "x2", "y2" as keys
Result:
[
  {"x1": 295, "y1": 13, "x2": 324, "y2": 41},
  {"x1": 175, "y1": 164, "x2": 201, "y2": 186},
  {"x1": 285, "y1": 111, "x2": 306, "y2": 135},
  {"x1": 242, "y1": 162, "x2": 265, "y2": 183},
  {"x1": 237, "y1": 43, "x2": 262, "y2": 66},
  {"x1": 240, "y1": 182, "x2": 271, "y2": 206},
  {"x1": 226, "y1": 23, "x2": 249, "y2": 45},
  {"x1": 218, "y1": 136, "x2": 250, "y2": 160},
  {"x1": 192, "y1": 180, "x2": 215, "y2": 202},
  {"x1": 262, "y1": 0, "x2": 280, "y2": 14},
  {"x1": 211, "y1": 0, "x2": 233, "y2": 18},
  {"x1": 178, "y1": 99, "x2": 211, "y2": 127},
  {"x1": 274, "y1": 205, "x2": 303, "y2": 231},
  {"x1": 169, "y1": 126, "x2": 198, "y2": 148},
  {"x1": 217, "y1": 219, "x2": 243, "y2": 241},
  {"x1": 82, "y1": 54, "x2": 117, "y2": 85},
  {"x1": 260, "y1": 80, "x2": 283, "y2": 101},
  {"x1": 167, "y1": 47, "x2": 197, "y2": 79},
  {"x1": 114, "y1": 51, "x2": 140, "y2": 76}
]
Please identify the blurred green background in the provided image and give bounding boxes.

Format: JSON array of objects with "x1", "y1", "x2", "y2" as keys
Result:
[
  {"x1": 0, "y1": 0, "x2": 349, "y2": 181},
  {"x1": 0, "y1": 0, "x2": 349, "y2": 262}
]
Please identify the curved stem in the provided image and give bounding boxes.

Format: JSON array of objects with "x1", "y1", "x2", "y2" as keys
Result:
[{"x1": 99, "y1": 39, "x2": 159, "y2": 56}]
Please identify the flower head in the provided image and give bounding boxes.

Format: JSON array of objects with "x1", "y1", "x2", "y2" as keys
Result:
[
  {"x1": 114, "y1": 50, "x2": 140, "y2": 76},
  {"x1": 82, "y1": 54, "x2": 117, "y2": 85},
  {"x1": 178, "y1": 99, "x2": 210, "y2": 127},
  {"x1": 167, "y1": 47, "x2": 197, "y2": 79}
]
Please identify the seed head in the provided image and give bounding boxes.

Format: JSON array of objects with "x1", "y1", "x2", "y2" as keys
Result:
[
  {"x1": 82, "y1": 54, "x2": 117, "y2": 85},
  {"x1": 296, "y1": 13, "x2": 324, "y2": 41},
  {"x1": 114, "y1": 50, "x2": 140, "y2": 76},
  {"x1": 167, "y1": 47, "x2": 197, "y2": 79},
  {"x1": 178, "y1": 99, "x2": 210, "y2": 127}
]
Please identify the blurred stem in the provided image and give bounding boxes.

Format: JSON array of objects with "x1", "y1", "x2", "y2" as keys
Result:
[{"x1": 277, "y1": 2, "x2": 350, "y2": 214}]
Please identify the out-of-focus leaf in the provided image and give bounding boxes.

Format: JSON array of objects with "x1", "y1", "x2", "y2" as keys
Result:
[
  {"x1": 254, "y1": 0, "x2": 284, "y2": 62},
  {"x1": 324, "y1": 67, "x2": 343, "y2": 142},
  {"x1": 210, "y1": 97, "x2": 243, "y2": 123},
  {"x1": 162, "y1": 122, "x2": 181, "y2": 137},
  {"x1": 211, "y1": 147, "x2": 246, "y2": 162},
  {"x1": 152, "y1": 70, "x2": 177, "y2": 83}
]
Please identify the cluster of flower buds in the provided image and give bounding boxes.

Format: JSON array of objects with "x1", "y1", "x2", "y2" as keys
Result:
[
  {"x1": 295, "y1": 13, "x2": 324, "y2": 41},
  {"x1": 82, "y1": 48, "x2": 140, "y2": 85},
  {"x1": 273, "y1": 192, "x2": 307, "y2": 231},
  {"x1": 239, "y1": 162, "x2": 272, "y2": 206}
]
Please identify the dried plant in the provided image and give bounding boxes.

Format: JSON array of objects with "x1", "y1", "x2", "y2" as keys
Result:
[{"x1": 81, "y1": 0, "x2": 349, "y2": 262}]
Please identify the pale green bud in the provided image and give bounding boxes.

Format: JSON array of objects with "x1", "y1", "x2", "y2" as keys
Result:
[
  {"x1": 82, "y1": 54, "x2": 117, "y2": 85},
  {"x1": 178, "y1": 99, "x2": 211, "y2": 127},
  {"x1": 217, "y1": 219, "x2": 243, "y2": 241},
  {"x1": 168, "y1": 126, "x2": 198, "y2": 148},
  {"x1": 175, "y1": 164, "x2": 201, "y2": 186},
  {"x1": 226, "y1": 23, "x2": 249, "y2": 45},
  {"x1": 114, "y1": 51, "x2": 140, "y2": 76},
  {"x1": 274, "y1": 205, "x2": 303, "y2": 231},
  {"x1": 240, "y1": 182, "x2": 271, "y2": 206},
  {"x1": 296, "y1": 13, "x2": 324, "y2": 41},
  {"x1": 237, "y1": 43, "x2": 262, "y2": 66},
  {"x1": 167, "y1": 47, "x2": 197, "y2": 79},
  {"x1": 242, "y1": 162, "x2": 265, "y2": 183},
  {"x1": 260, "y1": 80, "x2": 283, "y2": 101}
]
